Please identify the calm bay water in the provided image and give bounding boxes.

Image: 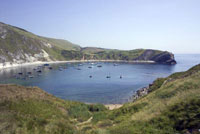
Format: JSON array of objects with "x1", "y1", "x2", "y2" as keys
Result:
[{"x1": 0, "y1": 54, "x2": 199, "y2": 104}]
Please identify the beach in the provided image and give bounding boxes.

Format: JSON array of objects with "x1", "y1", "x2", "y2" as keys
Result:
[
  {"x1": 0, "y1": 60, "x2": 155, "y2": 70},
  {"x1": 105, "y1": 104, "x2": 123, "y2": 110}
]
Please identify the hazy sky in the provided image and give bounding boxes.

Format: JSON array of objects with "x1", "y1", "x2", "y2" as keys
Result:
[{"x1": 0, "y1": 0, "x2": 200, "y2": 53}]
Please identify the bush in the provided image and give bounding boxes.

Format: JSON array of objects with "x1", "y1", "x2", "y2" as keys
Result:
[
  {"x1": 68, "y1": 104, "x2": 91, "y2": 122},
  {"x1": 88, "y1": 104, "x2": 107, "y2": 112}
]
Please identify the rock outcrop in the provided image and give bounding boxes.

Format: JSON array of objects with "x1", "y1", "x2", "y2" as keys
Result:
[
  {"x1": 132, "y1": 86, "x2": 151, "y2": 101},
  {"x1": 135, "y1": 49, "x2": 176, "y2": 64}
]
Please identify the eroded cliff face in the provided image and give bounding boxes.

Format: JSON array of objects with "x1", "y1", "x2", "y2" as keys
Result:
[
  {"x1": 150, "y1": 51, "x2": 176, "y2": 65},
  {"x1": 0, "y1": 22, "x2": 54, "y2": 66},
  {"x1": 135, "y1": 50, "x2": 176, "y2": 64}
]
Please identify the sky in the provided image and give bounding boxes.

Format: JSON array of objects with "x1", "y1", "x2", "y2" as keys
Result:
[{"x1": 0, "y1": 0, "x2": 200, "y2": 54}]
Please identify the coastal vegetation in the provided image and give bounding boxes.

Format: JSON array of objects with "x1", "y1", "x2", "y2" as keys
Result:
[{"x1": 0, "y1": 64, "x2": 200, "y2": 134}]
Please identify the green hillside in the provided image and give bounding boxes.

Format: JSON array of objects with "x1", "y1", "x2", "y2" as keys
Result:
[
  {"x1": 8, "y1": 23, "x2": 81, "y2": 51},
  {"x1": 0, "y1": 85, "x2": 107, "y2": 134},
  {"x1": 0, "y1": 64, "x2": 200, "y2": 134},
  {"x1": 42, "y1": 37, "x2": 81, "y2": 51},
  {"x1": 0, "y1": 22, "x2": 81, "y2": 62},
  {"x1": 0, "y1": 22, "x2": 176, "y2": 65}
]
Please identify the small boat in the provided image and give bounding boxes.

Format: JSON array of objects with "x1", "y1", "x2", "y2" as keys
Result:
[
  {"x1": 77, "y1": 68, "x2": 81, "y2": 70},
  {"x1": 97, "y1": 65, "x2": 102, "y2": 67},
  {"x1": 37, "y1": 70, "x2": 42, "y2": 73},
  {"x1": 59, "y1": 66, "x2": 63, "y2": 71},
  {"x1": 44, "y1": 64, "x2": 49, "y2": 66},
  {"x1": 29, "y1": 75, "x2": 34, "y2": 78},
  {"x1": 88, "y1": 66, "x2": 92, "y2": 68},
  {"x1": 114, "y1": 63, "x2": 118, "y2": 66},
  {"x1": 89, "y1": 75, "x2": 92, "y2": 78},
  {"x1": 49, "y1": 67, "x2": 53, "y2": 70},
  {"x1": 78, "y1": 64, "x2": 83, "y2": 66},
  {"x1": 27, "y1": 72, "x2": 32, "y2": 74},
  {"x1": 106, "y1": 76, "x2": 111, "y2": 78},
  {"x1": 120, "y1": 75, "x2": 122, "y2": 79},
  {"x1": 90, "y1": 62, "x2": 96, "y2": 65},
  {"x1": 18, "y1": 72, "x2": 23, "y2": 75}
]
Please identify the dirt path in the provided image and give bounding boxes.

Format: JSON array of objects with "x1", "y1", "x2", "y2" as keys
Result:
[{"x1": 77, "y1": 116, "x2": 93, "y2": 126}]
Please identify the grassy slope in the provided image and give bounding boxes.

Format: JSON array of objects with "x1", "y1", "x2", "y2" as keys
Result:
[
  {"x1": 9, "y1": 24, "x2": 81, "y2": 51},
  {"x1": 0, "y1": 65, "x2": 200, "y2": 134},
  {"x1": 0, "y1": 85, "x2": 107, "y2": 134},
  {"x1": 42, "y1": 37, "x2": 81, "y2": 51}
]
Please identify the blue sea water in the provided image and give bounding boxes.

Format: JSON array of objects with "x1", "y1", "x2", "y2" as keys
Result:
[{"x1": 0, "y1": 54, "x2": 199, "y2": 104}]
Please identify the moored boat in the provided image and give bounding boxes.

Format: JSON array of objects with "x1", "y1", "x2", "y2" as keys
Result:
[
  {"x1": 37, "y1": 70, "x2": 42, "y2": 73},
  {"x1": 106, "y1": 76, "x2": 111, "y2": 78},
  {"x1": 29, "y1": 75, "x2": 34, "y2": 78},
  {"x1": 44, "y1": 64, "x2": 49, "y2": 66},
  {"x1": 27, "y1": 72, "x2": 32, "y2": 74},
  {"x1": 97, "y1": 65, "x2": 102, "y2": 67}
]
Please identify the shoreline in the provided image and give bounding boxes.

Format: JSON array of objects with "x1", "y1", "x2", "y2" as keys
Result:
[
  {"x1": 0, "y1": 59, "x2": 154, "y2": 109},
  {"x1": 0, "y1": 59, "x2": 153, "y2": 109},
  {"x1": 0, "y1": 60, "x2": 155, "y2": 70}
]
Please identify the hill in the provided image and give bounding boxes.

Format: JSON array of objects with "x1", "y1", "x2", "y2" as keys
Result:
[
  {"x1": 0, "y1": 84, "x2": 107, "y2": 134},
  {"x1": 0, "y1": 22, "x2": 176, "y2": 68},
  {"x1": 0, "y1": 64, "x2": 200, "y2": 134}
]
